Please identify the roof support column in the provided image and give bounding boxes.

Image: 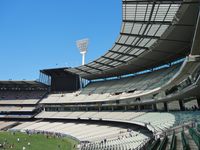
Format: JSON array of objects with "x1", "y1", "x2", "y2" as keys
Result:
[
  {"x1": 112, "y1": 106, "x2": 114, "y2": 111},
  {"x1": 138, "y1": 105, "x2": 141, "y2": 111},
  {"x1": 196, "y1": 97, "x2": 200, "y2": 108},
  {"x1": 191, "y1": 8, "x2": 200, "y2": 55},
  {"x1": 179, "y1": 99, "x2": 185, "y2": 111},
  {"x1": 86, "y1": 107, "x2": 88, "y2": 111},
  {"x1": 164, "y1": 102, "x2": 168, "y2": 112},
  {"x1": 152, "y1": 103, "x2": 157, "y2": 112},
  {"x1": 124, "y1": 106, "x2": 127, "y2": 111}
]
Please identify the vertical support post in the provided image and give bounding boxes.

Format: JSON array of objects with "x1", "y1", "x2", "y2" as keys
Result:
[
  {"x1": 79, "y1": 76, "x2": 83, "y2": 90},
  {"x1": 164, "y1": 102, "x2": 168, "y2": 112},
  {"x1": 82, "y1": 52, "x2": 86, "y2": 65},
  {"x1": 153, "y1": 103, "x2": 157, "y2": 111},
  {"x1": 191, "y1": 8, "x2": 200, "y2": 55},
  {"x1": 39, "y1": 72, "x2": 41, "y2": 82},
  {"x1": 138, "y1": 105, "x2": 141, "y2": 111},
  {"x1": 41, "y1": 73, "x2": 44, "y2": 84},
  {"x1": 48, "y1": 76, "x2": 50, "y2": 85},
  {"x1": 112, "y1": 106, "x2": 114, "y2": 111},
  {"x1": 197, "y1": 97, "x2": 200, "y2": 108},
  {"x1": 179, "y1": 99, "x2": 185, "y2": 111},
  {"x1": 125, "y1": 106, "x2": 127, "y2": 111}
]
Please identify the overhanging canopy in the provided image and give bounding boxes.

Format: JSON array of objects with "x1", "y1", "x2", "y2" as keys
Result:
[
  {"x1": 66, "y1": 0, "x2": 200, "y2": 80},
  {"x1": 0, "y1": 81, "x2": 48, "y2": 90}
]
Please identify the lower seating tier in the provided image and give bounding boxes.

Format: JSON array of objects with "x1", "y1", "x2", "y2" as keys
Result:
[
  {"x1": 10, "y1": 121, "x2": 150, "y2": 150},
  {"x1": 36, "y1": 111, "x2": 200, "y2": 133},
  {"x1": 0, "y1": 121, "x2": 18, "y2": 130}
]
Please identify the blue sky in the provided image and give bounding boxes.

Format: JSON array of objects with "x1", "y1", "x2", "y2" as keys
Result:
[{"x1": 0, "y1": 0, "x2": 121, "y2": 80}]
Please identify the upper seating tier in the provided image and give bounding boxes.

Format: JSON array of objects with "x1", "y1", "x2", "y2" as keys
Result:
[{"x1": 41, "y1": 64, "x2": 180, "y2": 104}]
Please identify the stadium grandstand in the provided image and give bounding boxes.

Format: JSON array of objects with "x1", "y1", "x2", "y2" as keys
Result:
[{"x1": 1, "y1": 0, "x2": 200, "y2": 150}]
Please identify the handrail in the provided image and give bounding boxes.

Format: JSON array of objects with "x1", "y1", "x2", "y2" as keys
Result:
[
  {"x1": 170, "y1": 132, "x2": 176, "y2": 150},
  {"x1": 147, "y1": 138, "x2": 160, "y2": 150},
  {"x1": 158, "y1": 136, "x2": 168, "y2": 150},
  {"x1": 181, "y1": 130, "x2": 190, "y2": 150}
]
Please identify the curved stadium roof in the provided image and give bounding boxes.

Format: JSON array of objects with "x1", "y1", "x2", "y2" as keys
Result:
[{"x1": 66, "y1": 0, "x2": 200, "y2": 80}]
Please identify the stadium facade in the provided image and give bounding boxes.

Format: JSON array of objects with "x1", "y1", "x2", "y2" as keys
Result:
[{"x1": 1, "y1": 0, "x2": 200, "y2": 149}]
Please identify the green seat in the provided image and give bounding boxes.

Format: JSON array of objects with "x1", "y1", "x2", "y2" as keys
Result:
[
  {"x1": 189, "y1": 128, "x2": 200, "y2": 150},
  {"x1": 181, "y1": 130, "x2": 190, "y2": 150}
]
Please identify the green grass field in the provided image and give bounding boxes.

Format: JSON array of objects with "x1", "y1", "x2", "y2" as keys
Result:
[{"x1": 0, "y1": 131, "x2": 78, "y2": 150}]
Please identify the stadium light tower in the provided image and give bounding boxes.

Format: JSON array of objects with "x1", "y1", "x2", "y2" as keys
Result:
[{"x1": 76, "y1": 38, "x2": 89, "y2": 65}]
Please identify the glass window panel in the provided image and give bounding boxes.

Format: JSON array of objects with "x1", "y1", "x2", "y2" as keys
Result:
[
  {"x1": 123, "y1": 4, "x2": 137, "y2": 20},
  {"x1": 90, "y1": 63, "x2": 101, "y2": 68},
  {"x1": 126, "y1": 6, "x2": 136, "y2": 20},
  {"x1": 115, "y1": 36, "x2": 121, "y2": 42},
  {"x1": 126, "y1": 36, "x2": 136, "y2": 44},
  {"x1": 100, "y1": 58, "x2": 111, "y2": 64},
  {"x1": 146, "y1": 24, "x2": 160, "y2": 36},
  {"x1": 111, "y1": 53, "x2": 121, "y2": 59},
  {"x1": 112, "y1": 45, "x2": 121, "y2": 52},
  {"x1": 118, "y1": 35, "x2": 129, "y2": 43},
  {"x1": 121, "y1": 22, "x2": 127, "y2": 33},
  {"x1": 144, "y1": 4, "x2": 153, "y2": 21},
  {"x1": 104, "y1": 52, "x2": 114, "y2": 57},
  {"x1": 99, "y1": 66, "x2": 110, "y2": 70},
  {"x1": 131, "y1": 24, "x2": 142, "y2": 34},
  {"x1": 122, "y1": 6, "x2": 126, "y2": 20},
  {"x1": 119, "y1": 56, "x2": 130, "y2": 61},
  {"x1": 123, "y1": 23, "x2": 133, "y2": 33},
  {"x1": 79, "y1": 66, "x2": 88, "y2": 70},
  {"x1": 126, "y1": 36, "x2": 136, "y2": 45},
  {"x1": 135, "y1": 49, "x2": 145, "y2": 56},
  {"x1": 151, "y1": 4, "x2": 159, "y2": 21},
  {"x1": 98, "y1": 58, "x2": 108, "y2": 63},
  {"x1": 126, "y1": 57, "x2": 133, "y2": 61},
  {"x1": 129, "y1": 48, "x2": 140, "y2": 54},
  {"x1": 127, "y1": 37, "x2": 140, "y2": 45},
  {"x1": 146, "y1": 39, "x2": 157, "y2": 47},
  {"x1": 118, "y1": 46, "x2": 129, "y2": 53},
  {"x1": 156, "y1": 25, "x2": 169, "y2": 36},
  {"x1": 136, "y1": 5, "x2": 147, "y2": 21},
  {"x1": 78, "y1": 72, "x2": 85, "y2": 75},
  {"x1": 165, "y1": 15, "x2": 174, "y2": 22},
  {"x1": 96, "y1": 57, "x2": 105, "y2": 62},
  {"x1": 89, "y1": 69, "x2": 98, "y2": 73},
  {"x1": 154, "y1": 4, "x2": 170, "y2": 21},
  {"x1": 138, "y1": 24, "x2": 147, "y2": 34},
  {"x1": 109, "y1": 61, "x2": 122, "y2": 66},
  {"x1": 144, "y1": 25, "x2": 152, "y2": 35},
  {"x1": 137, "y1": 38, "x2": 150, "y2": 47}
]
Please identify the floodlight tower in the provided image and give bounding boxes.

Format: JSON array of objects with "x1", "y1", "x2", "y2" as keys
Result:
[{"x1": 76, "y1": 38, "x2": 89, "y2": 65}]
